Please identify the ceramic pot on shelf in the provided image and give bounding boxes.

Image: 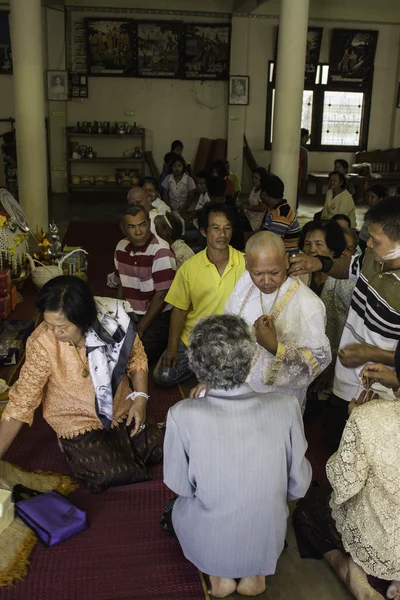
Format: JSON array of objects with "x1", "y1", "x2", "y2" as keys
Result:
[
  {"x1": 117, "y1": 122, "x2": 127, "y2": 135},
  {"x1": 77, "y1": 145, "x2": 88, "y2": 159},
  {"x1": 87, "y1": 146, "x2": 97, "y2": 159}
]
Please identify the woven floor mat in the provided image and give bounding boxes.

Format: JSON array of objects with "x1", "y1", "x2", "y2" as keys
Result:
[
  {"x1": 0, "y1": 479, "x2": 203, "y2": 600},
  {"x1": 0, "y1": 462, "x2": 77, "y2": 588},
  {"x1": 0, "y1": 376, "x2": 203, "y2": 599}
]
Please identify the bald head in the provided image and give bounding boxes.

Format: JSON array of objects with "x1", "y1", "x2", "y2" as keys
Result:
[
  {"x1": 245, "y1": 231, "x2": 286, "y2": 260},
  {"x1": 245, "y1": 232, "x2": 288, "y2": 295},
  {"x1": 127, "y1": 186, "x2": 150, "y2": 210}
]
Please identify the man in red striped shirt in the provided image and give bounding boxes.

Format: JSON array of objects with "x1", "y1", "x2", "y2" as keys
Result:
[{"x1": 113, "y1": 205, "x2": 176, "y2": 361}]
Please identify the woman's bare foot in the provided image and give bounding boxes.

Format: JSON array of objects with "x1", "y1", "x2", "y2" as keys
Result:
[
  {"x1": 325, "y1": 550, "x2": 384, "y2": 600},
  {"x1": 237, "y1": 576, "x2": 266, "y2": 596},
  {"x1": 208, "y1": 576, "x2": 237, "y2": 598},
  {"x1": 387, "y1": 581, "x2": 400, "y2": 599}
]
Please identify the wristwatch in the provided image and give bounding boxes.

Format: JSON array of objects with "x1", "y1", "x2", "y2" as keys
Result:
[{"x1": 316, "y1": 255, "x2": 333, "y2": 273}]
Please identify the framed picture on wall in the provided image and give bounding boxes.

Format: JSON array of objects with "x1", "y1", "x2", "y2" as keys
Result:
[
  {"x1": 47, "y1": 70, "x2": 69, "y2": 101},
  {"x1": 0, "y1": 11, "x2": 12, "y2": 75},
  {"x1": 329, "y1": 29, "x2": 379, "y2": 84},
  {"x1": 274, "y1": 26, "x2": 323, "y2": 84},
  {"x1": 183, "y1": 23, "x2": 231, "y2": 80},
  {"x1": 305, "y1": 27, "x2": 323, "y2": 84},
  {"x1": 229, "y1": 76, "x2": 249, "y2": 105},
  {"x1": 85, "y1": 18, "x2": 136, "y2": 76},
  {"x1": 137, "y1": 21, "x2": 183, "y2": 78}
]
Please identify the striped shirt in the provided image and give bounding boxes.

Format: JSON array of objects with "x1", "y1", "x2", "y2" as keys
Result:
[
  {"x1": 114, "y1": 234, "x2": 176, "y2": 315},
  {"x1": 263, "y1": 200, "x2": 300, "y2": 253},
  {"x1": 333, "y1": 249, "x2": 400, "y2": 401}
]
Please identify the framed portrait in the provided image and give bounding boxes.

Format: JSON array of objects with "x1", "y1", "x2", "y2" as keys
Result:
[
  {"x1": 229, "y1": 76, "x2": 249, "y2": 106},
  {"x1": 305, "y1": 27, "x2": 323, "y2": 84},
  {"x1": 275, "y1": 26, "x2": 323, "y2": 84},
  {"x1": 137, "y1": 21, "x2": 182, "y2": 78},
  {"x1": 183, "y1": 23, "x2": 231, "y2": 80},
  {"x1": 47, "y1": 70, "x2": 68, "y2": 101},
  {"x1": 329, "y1": 29, "x2": 379, "y2": 84},
  {"x1": 85, "y1": 18, "x2": 136, "y2": 76},
  {"x1": 0, "y1": 12, "x2": 12, "y2": 75}
]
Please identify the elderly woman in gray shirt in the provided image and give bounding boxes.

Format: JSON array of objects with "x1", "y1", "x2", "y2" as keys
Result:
[{"x1": 162, "y1": 314, "x2": 312, "y2": 598}]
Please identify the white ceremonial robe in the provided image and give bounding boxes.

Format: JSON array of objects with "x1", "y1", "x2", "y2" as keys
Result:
[{"x1": 225, "y1": 273, "x2": 331, "y2": 411}]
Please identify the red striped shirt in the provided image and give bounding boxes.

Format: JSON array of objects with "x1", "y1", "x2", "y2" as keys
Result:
[{"x1": 114, "y1": 234, "x2": 176, "y2": 315}]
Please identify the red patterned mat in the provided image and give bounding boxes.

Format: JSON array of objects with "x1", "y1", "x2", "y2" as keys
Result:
[{"x1": 0, "y1": 379, "x2": 205, "y2": 600}]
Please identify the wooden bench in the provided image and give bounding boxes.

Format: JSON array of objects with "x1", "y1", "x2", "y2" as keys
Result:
[
  {"x1": 308, "y1": 148, "x2": 400, "y2": 201},
  {"x1": 308, "y1": 171, "x2": 372, "y2": 201},
  {"x1": 308, "y1": 171, "x2": 330, "y2": 197}
]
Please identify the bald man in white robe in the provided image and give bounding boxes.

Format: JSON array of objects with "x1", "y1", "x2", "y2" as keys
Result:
[{"x1": 224, "y1": 232, "x2": 331, "y2": 411}]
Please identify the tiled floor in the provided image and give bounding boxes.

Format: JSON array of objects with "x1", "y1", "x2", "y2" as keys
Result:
[{"x1": 266, "y1": 511, "x2": 353, "y2": 600}]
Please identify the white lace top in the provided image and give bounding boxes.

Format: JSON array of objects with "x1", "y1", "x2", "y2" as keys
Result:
[{"x1": 327, "y1": 399, "x2": 400, "y2": 580}]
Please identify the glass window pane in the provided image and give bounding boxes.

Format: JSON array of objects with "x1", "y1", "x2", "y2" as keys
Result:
[
  {"x1": 315, "y1": 64, "x2": 321, "y2": 84},
  {"x1": 321, "y1": 91, "x2": 364, "y2": 146},
  {"x1": 270, "y1": 90, "x2": 313, "y2": 143},
  {"x1": 321, "y1": 65, "x2": 329, "y2": 85},
  {"x1": 269, "y1": 62, "x2": 274, "y2": 83}
]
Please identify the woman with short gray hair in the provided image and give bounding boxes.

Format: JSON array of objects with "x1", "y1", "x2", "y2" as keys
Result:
[{"x1": 162, "y1": 314, "x2": 312, "y2": 598}]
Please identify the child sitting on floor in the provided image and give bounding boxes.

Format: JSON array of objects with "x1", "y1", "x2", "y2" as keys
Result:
[
  {"x1": 194, "y1": 171, "x2": 211, "y2": 211},
  {"x1": 334, "y1": 158, "x2": 356, "y2": 196},
  {"x1": 170, "y1": 140, "x2": 192, "y2": 176},
  {"x1": 159, "y1": 152, "x2": 176, "y2": 196},
  {"x1": 162, "y1": 155, "x2": 196, "y2": 218},
  {"x1": 225, "y1": 160, "x2": 241, "y2": 202},
  {"x1": 211, "y1": 160, "x2": 234, "y2": 199}
]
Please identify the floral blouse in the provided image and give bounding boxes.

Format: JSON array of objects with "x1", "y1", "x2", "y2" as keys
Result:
[{"x1": 2, "y1": 322, "x2": 148, "y2": 439}]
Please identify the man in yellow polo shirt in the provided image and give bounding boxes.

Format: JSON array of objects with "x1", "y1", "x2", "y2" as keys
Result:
[{"x1": 153, "y1": 203, "x2": 245, "y2": 386}]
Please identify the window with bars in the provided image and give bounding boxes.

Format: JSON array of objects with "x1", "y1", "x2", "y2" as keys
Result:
[{"x1": 265, "y1": 62, "x2": 372, "y2": 152}]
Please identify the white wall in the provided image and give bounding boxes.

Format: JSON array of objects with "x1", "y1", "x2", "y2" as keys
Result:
[{"x1": 67, "y1": 79, "x2": 227, "y2": 170}]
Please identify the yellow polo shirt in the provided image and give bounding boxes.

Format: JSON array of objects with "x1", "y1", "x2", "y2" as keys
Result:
[{"x1": 165, "y1": 246, "x2": 245, "y2": 346}]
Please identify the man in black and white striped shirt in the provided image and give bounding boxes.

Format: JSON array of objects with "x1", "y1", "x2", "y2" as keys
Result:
[{"x1": 289, "y1": 196, "x2": 400, "y2": 448}]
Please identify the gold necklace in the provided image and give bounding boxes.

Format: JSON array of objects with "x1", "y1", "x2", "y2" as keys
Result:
[
  {"x1": 71, "y1": 341, "x2": 90, "y2": 378},
  {"x1": 259, "y1": 285, "x2": 281, "y2": 319}
]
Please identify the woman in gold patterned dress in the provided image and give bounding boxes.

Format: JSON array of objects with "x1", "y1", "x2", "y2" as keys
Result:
[
  {"x1": 0, "y1": 276, "x2": 161, "y2": 492},
  {"x1": 293, "y1": 343, "x2": 400, "y2": 600}
]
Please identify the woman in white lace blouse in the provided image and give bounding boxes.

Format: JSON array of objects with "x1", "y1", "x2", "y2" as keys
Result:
[{"x1": 294, "y1": 343, "x2": 400, "y2": 600}]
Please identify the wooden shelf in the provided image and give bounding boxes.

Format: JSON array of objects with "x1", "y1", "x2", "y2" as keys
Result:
[
  {"x1": 67, "y1": 132, "x2": 144, "y2": 138},
  {"x1": 68, "y1": 157, "x2": 145, "y2": 163},
  {"x1": 69, "y1": 185, "x2": 130, "y2": 193},
  {"x1": 66, "y1": 125, "x2": 146, "y2": 199}
]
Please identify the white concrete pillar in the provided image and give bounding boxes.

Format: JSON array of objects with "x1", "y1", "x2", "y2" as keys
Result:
[
  {"x1": 10, "y1": 0, "x2": 48, "y2": 230},
  {"x1": 227, "y1": 16, "x2": 250, "y2": 181},
  {"x1": 271, "y1": 0, "x2": 310, "y2": 209}
]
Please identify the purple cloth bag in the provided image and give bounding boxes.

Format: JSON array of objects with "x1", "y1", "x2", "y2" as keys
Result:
[{"x1": 12, "y1": 484, "x2": 88, "y2": 547}]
